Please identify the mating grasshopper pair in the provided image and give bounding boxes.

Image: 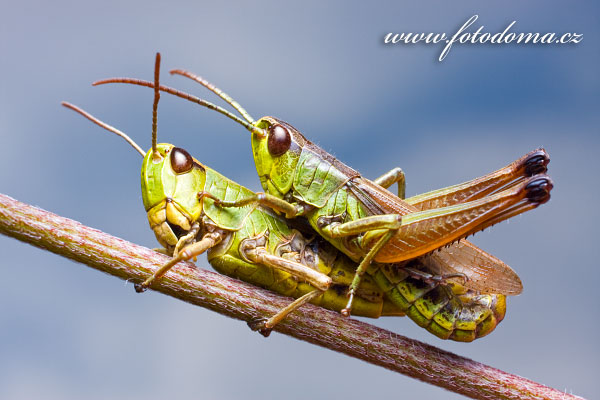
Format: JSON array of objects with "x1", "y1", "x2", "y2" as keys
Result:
[{"x1": 64, "y1": 53, "x2": 552, "y2": 341}]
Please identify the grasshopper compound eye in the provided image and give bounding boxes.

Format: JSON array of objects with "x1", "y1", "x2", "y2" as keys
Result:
[
  {"x1": 267, "y1": 124, "x2": 291, "y2": 157},
  {"x1": 170, "y1": 147, "x2": 194, "y2": 174}
]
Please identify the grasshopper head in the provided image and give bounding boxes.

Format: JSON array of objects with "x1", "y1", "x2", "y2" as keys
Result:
[
  {"x1": 141, "y1": 143, "x2": 207, "y2": 249},
  {"x1": 251, "y1": 116, "x2": 306, "y2": 198}
]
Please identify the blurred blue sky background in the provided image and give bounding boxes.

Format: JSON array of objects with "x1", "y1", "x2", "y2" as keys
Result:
[{"x1": 0, "y1": 1, "x2": 598, "y2": 398}]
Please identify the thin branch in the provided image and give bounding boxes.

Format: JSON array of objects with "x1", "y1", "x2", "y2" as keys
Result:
[{"x1": 0, "y1": 193, "x2": 584, "y2": 400}]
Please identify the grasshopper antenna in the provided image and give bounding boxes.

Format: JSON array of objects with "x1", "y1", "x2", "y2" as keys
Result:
[
  {"x1": 151, "y1": 53, "x2": 161, "y2": 160},
  {"x1": 61, "y1": 102, "x2": 145, "y2": 157},
  {"x1": 93, "y1": 78, "x2": 266, "y2": 138},
  {"x1": 170, "y1": 69, "x2": 254, "y2": 124}
]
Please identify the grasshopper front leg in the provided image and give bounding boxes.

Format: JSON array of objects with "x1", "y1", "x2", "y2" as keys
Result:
[
  {"x1": 199, "y1": 191, "x2": 307, "y2": 218},
  {"x1": 135, "y1": 231, "x2": 224, "y2": 292}
]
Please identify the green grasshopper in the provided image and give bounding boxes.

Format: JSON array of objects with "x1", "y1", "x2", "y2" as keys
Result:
[
  {"x1": 95, "y1": 67, "x2": 552, "y2": 316},
  {"x1": 62, "y1": 54, "x2": 507, "y2": 341}
]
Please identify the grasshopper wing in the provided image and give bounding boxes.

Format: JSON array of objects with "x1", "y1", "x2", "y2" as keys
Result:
[
  {"x1": 347, "y1": 177, "x2": 523, "y2": 295},
  {"x1": 421, "y1": 241, "x2": 523, "y2": 295}
]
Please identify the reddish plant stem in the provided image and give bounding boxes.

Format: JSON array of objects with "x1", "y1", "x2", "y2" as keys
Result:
[{"x1": 0, "y1": 193, "x2": 584, "y2": 400}]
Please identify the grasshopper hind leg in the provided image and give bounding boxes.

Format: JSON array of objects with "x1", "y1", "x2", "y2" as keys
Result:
[
  {"x1": 402, "y1": 264, "x2": 468, "y2": 287},
  {"x1": 405, "y1": 149, "x2": 550, "y2": 211},
  {"x1": 248, "y1": 290, "x2": 323, "y2": 337}
]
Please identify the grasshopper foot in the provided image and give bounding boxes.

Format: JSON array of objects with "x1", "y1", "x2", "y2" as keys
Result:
[
  {"x1": 522, "y1": 149, "x2": 550, "y2": 176},
  {"x1": 247, "y1": 318, "x2": 272, "y2": 337},
  {"x1": 134, "y1": 283, "x2": 148, "y2": 293},
  {"x1": 525, "y1": 176, "x2": 553, "y2": 204},
  {"x1": 341, "y1": 292, "x2": 355, "y2": 317}
]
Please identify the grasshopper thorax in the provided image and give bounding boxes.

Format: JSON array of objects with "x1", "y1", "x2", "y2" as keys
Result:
[{"x1": 141, "y1": 143, "x2": 207, "y2": 248}]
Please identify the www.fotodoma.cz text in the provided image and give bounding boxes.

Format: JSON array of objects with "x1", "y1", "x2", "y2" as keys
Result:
[{"x1": 384, "y1": 15, "x2": 583, "y2": 61}]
